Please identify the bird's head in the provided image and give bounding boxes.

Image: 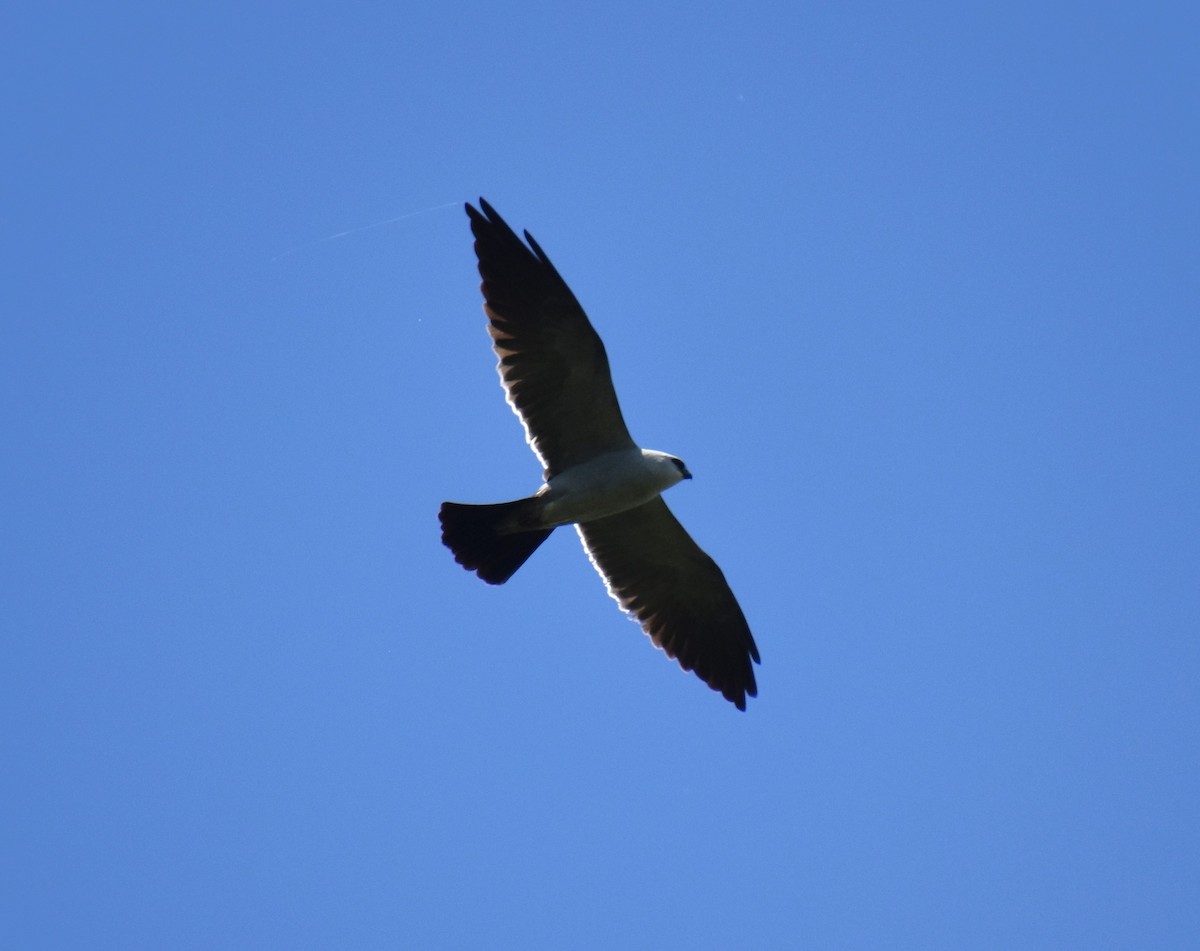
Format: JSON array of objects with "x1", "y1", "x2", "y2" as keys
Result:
[
  {"x1": 642, "y1": 449, "x2": 692, "y2": 488},
  {"x1": 670, "y1": 456, "x2": 693, "y2": 481}
]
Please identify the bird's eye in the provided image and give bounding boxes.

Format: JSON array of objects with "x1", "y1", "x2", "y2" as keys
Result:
[{"x1": 672, "y1": 458, "x2": 687, "y2": 473}]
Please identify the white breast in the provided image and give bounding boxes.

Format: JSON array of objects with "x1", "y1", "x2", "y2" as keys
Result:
[{"x1": 539, "y1": 449, "x2": 685, "y2": 525}]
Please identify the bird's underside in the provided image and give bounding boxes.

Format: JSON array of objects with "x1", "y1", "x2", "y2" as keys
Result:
[{"x1": 439, "y1": 199, "x2": 760, "y2": 710}]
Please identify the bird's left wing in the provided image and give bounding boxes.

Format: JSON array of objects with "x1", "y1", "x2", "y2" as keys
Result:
[
  {"x1": 467, "y1": 199, "x2": 636, "y2": 478},
  {"x1": 577, "y1": 498, "x2": 760, "y2": 709}
]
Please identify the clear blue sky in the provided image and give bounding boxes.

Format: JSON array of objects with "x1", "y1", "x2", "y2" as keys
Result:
[{"x1": 4, "y1": 2, "x2": 1197, "y2": 948}]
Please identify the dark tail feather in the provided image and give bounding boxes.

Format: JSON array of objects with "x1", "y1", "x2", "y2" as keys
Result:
[{"x1": 438, "y1": 499, "x2": 554, "y2": 585}]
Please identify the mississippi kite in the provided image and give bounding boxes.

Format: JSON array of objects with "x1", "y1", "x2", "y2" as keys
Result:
[{"x1": 439, "y1": 200, "x2": 760, "y2": 709}]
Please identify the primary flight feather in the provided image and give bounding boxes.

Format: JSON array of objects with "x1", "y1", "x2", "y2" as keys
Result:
[{"x1": 439, "y1": 199, "x2": 760, "y2": 709}]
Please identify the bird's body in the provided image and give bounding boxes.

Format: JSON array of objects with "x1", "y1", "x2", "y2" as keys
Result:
[
  {"x1": 541, "y1": 449, "x2": 690, "y2": 526},
  {"x1": 440, "y1": 200, "x2": 760, "y2": 709}
]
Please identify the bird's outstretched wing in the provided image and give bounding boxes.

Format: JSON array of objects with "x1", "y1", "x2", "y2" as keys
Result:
[
  {"x1": 466, "y1": 199, "x2": 636, "y2": 478},
  {"x1": 577, "y1": 498, "x2": 760, "y2": 709}
]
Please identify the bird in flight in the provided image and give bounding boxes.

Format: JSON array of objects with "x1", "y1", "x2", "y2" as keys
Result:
[{"x1": 439, "y1": 200, "x2": 760, "y2": 709}]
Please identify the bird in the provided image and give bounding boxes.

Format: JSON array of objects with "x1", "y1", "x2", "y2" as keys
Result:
[{"x1": 439, "y1": 199, "x2": 760, "y2": 709}]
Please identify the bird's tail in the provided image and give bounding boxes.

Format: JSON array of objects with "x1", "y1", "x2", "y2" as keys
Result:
[{"x1": 438, "y1": 498, "x2": 554, "y2": 585}]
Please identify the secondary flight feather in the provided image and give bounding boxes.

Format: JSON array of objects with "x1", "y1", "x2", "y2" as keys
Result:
[{"x1": 439, "y1": 199, "x2": 760, "y2": 709}]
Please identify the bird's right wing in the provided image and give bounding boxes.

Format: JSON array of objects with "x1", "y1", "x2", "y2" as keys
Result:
[
  {"x1": 577, "y1": 497, "x2": 760, "y2": 709},
  {"x1": 467, "y1": 200, "x2": 636, "y2": 478}
]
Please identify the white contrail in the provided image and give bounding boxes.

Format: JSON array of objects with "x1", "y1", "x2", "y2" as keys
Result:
[{"x1": 271, "y1": 200, "x2": 460, "y2": 262}]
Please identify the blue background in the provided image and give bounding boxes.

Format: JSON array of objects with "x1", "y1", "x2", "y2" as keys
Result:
[{"x1": 5, "y1": 2, "x2": 1197, "y2": 948}]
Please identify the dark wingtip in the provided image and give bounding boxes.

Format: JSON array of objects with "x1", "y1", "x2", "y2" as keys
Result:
[
  {"x1": 523, "y1": 229, "x2": 554, "y2": 267},
  {"x1": 727, "y1": 676, "x2": 756, "y2": 712},
  {"x1": 466, "y1": 198, "x2": 521, "y2": 245},
  {"x1": 718, "y1": 647, "x2": 760, "y2": 711}
]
